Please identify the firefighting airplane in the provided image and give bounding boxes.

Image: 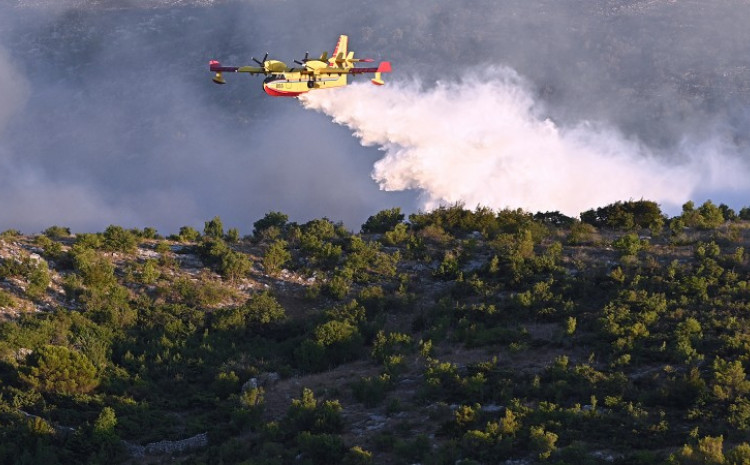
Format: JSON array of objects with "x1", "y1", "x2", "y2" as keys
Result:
[{"x1": 208, "y1": 34, "x2": 391, "y2": 97}]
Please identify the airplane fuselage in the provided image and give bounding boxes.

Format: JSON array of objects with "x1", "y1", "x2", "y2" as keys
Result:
[{"x1": 262, "y1": 73, "x2": 347, "y2": 97}]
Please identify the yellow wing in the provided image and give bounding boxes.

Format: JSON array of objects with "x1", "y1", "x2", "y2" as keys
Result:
[{"x1": 236, "y1": 66, "x2": 266, "y2": 74}]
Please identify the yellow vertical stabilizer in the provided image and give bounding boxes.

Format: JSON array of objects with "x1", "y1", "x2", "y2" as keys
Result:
[{"x1": 330, "y1": 35, "x2": 348, "y2": 66}]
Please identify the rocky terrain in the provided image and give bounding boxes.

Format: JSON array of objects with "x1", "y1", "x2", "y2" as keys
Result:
[{"x1": 3, "y1": 202, "x2": 750, "y2": 464}]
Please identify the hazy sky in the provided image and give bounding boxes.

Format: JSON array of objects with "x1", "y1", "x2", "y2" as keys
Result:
[{"x1": 1, "y1": 0, "x2": 749, "y2": 234}]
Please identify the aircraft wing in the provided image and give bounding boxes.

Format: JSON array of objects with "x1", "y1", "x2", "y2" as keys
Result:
[
  {"x1": 210, "y1": 60, "x2": 270, "y2": 84},
  {"x1": 237, "y1": 66, "x2": 266, "y2": 74},
  {"x1": 314, "y1": 61, "x2": 391, "y2": 75},
  {"x1": 210, "y1": 61, "x2": 267, "y2": 76},
  {"x1": 349, "y1": 62, "x2": 391, "y2": 75}
]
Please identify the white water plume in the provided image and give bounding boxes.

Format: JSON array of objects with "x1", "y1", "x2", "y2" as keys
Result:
[{"x1": 300, "y1": 69, "x2": 747, "y2": 216}]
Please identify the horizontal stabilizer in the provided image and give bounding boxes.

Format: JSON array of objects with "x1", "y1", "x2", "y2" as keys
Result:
[
  {"x1": 209, "y1": 60, "x2": 239, "y2": 73},
  {"x1": 377, "y1": 62, "x2": 392, "y2": 73}
]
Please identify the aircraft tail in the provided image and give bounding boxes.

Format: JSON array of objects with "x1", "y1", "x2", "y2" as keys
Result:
[
  {"x1": 371, "y1": 62, "x2": 392, "y2": 86},
  {"x1": 329, "y1": 35, "x2": 348, "y2": 67}
]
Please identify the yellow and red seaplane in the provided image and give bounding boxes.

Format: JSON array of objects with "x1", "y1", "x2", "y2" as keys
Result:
[{"x1": 209, "y1": 34, "x2": 392, "y2": 97}]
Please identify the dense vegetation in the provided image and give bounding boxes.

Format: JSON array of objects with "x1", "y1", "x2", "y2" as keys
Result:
[{"x1": 3, "y1": 200, "x2": 750, "y2": 464}]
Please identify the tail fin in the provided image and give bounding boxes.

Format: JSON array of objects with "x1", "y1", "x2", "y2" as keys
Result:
[
  {"x1": 371, "y1": 61, "x2": 392, "y2": 86},
  {"x1": 329, "y1": 35, "x2": 348, "y2": 66}
]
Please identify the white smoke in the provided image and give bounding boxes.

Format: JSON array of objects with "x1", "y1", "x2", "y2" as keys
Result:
[
  {"x1": 0, "y1": 45, "x2": 30, "y2": 135},
  {"x1": 300, "y1": 69, "x2": 749, "y2": 216}
]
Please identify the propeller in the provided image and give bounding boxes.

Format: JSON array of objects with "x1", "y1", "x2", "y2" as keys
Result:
[
  {"x1": 252, "y1": 52, "x2": 269, "y2": 66},
  {"x1": 294, "y1": 51, "x2": 310, "y2": 66}
]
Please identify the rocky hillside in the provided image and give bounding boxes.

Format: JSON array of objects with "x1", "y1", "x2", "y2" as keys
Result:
[{"x1": 3, "y1": 203, "x2": 750, "y2": 464}]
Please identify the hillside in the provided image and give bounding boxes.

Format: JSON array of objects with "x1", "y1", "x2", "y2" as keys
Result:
[{"x1": 3, "y1": 201, "x2": 750, "y2": 464}]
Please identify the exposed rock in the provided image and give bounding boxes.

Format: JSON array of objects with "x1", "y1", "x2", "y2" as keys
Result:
[
  {"x1": 242, "y1": 378, "x2": 258, "y2": 392},
  {"x1": 259, "y1": 372, "x2": 281, "y2": 386},
  {"x1": 482, "y1": 404, "x2": 504, "y2": 413},
  {"x1": 243, "y1": 372, "x2": 281, "y2": 392},
  {"x1": 591, "y1": 450, "x2": 624, "y2": 462},
  {"x1": 178, "y1": 254, "x2": 204, "y2": 270},
  {"x1": 15, "y1": 348, "x2": 32, "y2": 362},
  {"x1": 127, "y1": 432, "x2": 209, "y2": 458}
]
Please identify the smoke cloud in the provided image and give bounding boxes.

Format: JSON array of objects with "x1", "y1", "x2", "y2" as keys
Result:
[
  {"x1": 0, "y1": 3, "x2": 416, "y2": 234},
  {"x1": 1, "y1": 0, "x2": 749, "y2": 233},
  {"x1": 301, "y1": 71, "x2": 750, "y2": 216},
  {"x1": 0, "y1": 45, "x2": 29, "y2": 133}
]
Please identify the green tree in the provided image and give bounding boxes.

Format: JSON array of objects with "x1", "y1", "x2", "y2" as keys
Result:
[
  {"x1": 139, "y1": 259, "x2": 161, "y2": 284},
  {"x1": 675, "y1": 317, "x2": 703, "y2": 363},
  {"x1": 696, "y1": 200, "x2": 725, "y2": 229},
  {"x1": 92, "y1": 407, "x2": 118, "y2": 443},
  {"x1": 219, "y1": 249, "x2": 252, "y2": 283},
  {"x1": 500, "y1": 408, "x2": 521, "y2": 436},
  {"x1": 73, "y1": 248, "x2": 117, "y2": 289},
  {"x1": 141, "y1": 226, "x2": 158, "y2": 239},
  {"x1": 25, "y1": 260, "x2": 50, "y2": 300},
  {"x1": 35, "y1": 235, "x2": 64, "y2": 260},
  {"x1": 102, "y1": 225, "x2": 137, "y2": 253},
  {"x1": 225, "y1": 227, "x2": 240, "y2": 243},
  {"x1": 713, "y1": 357, "x2": 750, "y2": 401},
  {"x1": 567, "y1": 221, "x2": 597, "y2": 245},
  {"x1": 361, "y1": 208, "x2": 404, "y2": 234},
  {"x1": 253, "y1": 211, "x2": 289, "y2": 239},
  {"x1": 727, "y1": 443, "x2": 750, "y2": 465},
  {"x1": 297, "y1": 432, "x2": 346, "y2": 464},
  {"x1": 530, "y1": 425, "x2": 558, "y2": 460},
  {"x1": 682, "y1": 200, "x2": 725, "y2": 230},
  {"x1": 204, "y1": 216, "x2": 224, "y2": 239},
  {"x1": 612, "y1": 233, "x2": 646, "y2": 256},
  {"x1": 244, "y1": 291, "x2": 286, "y2": 324},
  {"x1": 383, "y1": 223, "x2": 410, "y2": 245},
  {"x1": 21, "y1": 344, "x2": 99, "y2": 395},
  {"x1": 678, "y1": 436, "x2": 725, "y2": 465},
  {"x1": 177, "y1": 226, "x2": 201, "y2": 242},
  {"x1": 580, "y1": 200, "x2": 664, "y2": 230},
  {"x1": 262, "y1": 239, "x2": 291, "y2": 276},
  {"x1": 43, "y1": 225, "x2": 71, "y2": 238},
  {"x1": 285, "y1": 387, "x2": 344, "y2": 434},
  {"x1": 314, "y1": 319, "x2": 363, "y2": 366},
  {"x1": 720, "y1": 203, "x2": 737, "y2": 221}
]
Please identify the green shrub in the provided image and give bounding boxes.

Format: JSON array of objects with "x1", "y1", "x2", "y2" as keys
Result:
[
  {"x1": 361, "y1": 208, "x2": 404, "y2": 234},
  {"x1": 204, "y1": 216, "x2": 224, "y2": 239},
  {"x1": 262, "y1": 240, "x2": 291, "y2": 276},
  {"x1": 43, "y1": 225, "x2": 71, "y2": 238},
  {"x1": 351, "y1": 374, "x2": 391, "y2": 407},
  {"x1": 102, "y1": 225, "x2": 138, "y2": 253},
  {"x1": 343, "y1": 446, "x2": 373, "y2": 465},
  {"x1": 21, "y1": 344, "x2": 99, "y2": 395},
  {"x1": 0, "y1": 289, "x2": 16, "y2": 307},
  {"x1": 253, "y1": 211, "x2": 289, "y2": 239},
  {"x1": 296, "y1": 431, "x2": 346, "y2": 465},
  {"x1": 244, "y1": 291, "x2": 286, "y2": 324},
  {"x1": 177, "y1": 226, "x2": 201, "y2": 242}
]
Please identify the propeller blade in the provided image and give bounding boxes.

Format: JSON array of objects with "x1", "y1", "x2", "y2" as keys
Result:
[
  {"x1": 252, "y1": 57, "x2": 263, "y2": 66},
  {"x1": 294, "y1": 60, "x2": 304, "y2": 65},
  {"x1": 262, "y1": 52, "x2": 269, "y2": 62}
]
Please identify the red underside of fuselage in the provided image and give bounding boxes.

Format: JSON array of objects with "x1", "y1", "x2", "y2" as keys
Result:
[{"x1": 263, "y1": 85, "x2": 307, "y2": 97}]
